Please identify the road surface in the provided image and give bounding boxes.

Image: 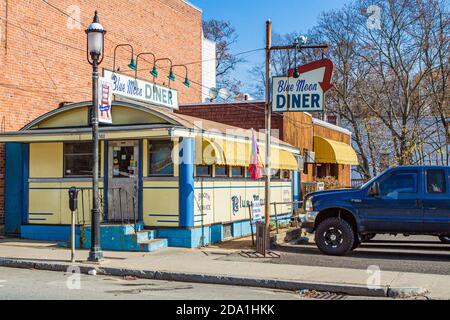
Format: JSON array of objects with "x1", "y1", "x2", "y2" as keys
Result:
[{"x1": 221, "y1": 235, "x2": 450, "y2": 275}]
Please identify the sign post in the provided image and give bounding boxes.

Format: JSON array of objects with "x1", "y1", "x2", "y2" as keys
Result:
[{"x1": 262, "y1": 20, "x2": 330, "y2": 256}]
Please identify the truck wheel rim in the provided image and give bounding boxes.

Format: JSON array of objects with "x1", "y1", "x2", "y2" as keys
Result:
[{"x1": 323, "y1": 227, "x2": 343, "y2": 248}]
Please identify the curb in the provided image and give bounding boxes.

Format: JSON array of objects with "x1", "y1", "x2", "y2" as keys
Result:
[{"x1": 0, "y1": 257, "x2": 427, "y2": 298}]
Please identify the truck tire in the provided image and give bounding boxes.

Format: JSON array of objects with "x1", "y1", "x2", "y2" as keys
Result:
[
  {"x1": 315, "y1": 218, "x2": 355, "y2": 256},
  {"x1": 439, "y1": 236, "x2": 450, "y2": 244}
]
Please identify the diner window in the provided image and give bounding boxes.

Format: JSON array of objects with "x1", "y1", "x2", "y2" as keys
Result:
[
  {"x1": 196, "y1": 165, "x2": 212, "y2": 177},
  {"x1": 148, "y1": 140, "x2": 174, "y2": 176},
  {"x1": 232, "y1": 166, "x2": 245, "y2": 178},
  {"x1": 271, "y1": 169, "x2": 281, "y2": 179},
  {"x1": 215, "y1": 165, "x2": 229, "y2": 177},
  {"x1": 64, "y1": 142, "x2": 97, "y2": 177},
  {"x1": 426, "y1": 170, "x2": 446, "y2": 194},
  {"x1": 282, "y1": 170, "x2": 291, "y2": 180}
]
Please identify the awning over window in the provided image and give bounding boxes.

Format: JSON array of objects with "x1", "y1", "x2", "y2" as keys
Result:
[
  {"x1": 314, "y1": 136, "x2": 359, "y2": 165},
  {"x1": 195, "y1": 137, "x2": 299, "y2": 170},
  {"x1": 195, "y1": 138, "x2": 227, "y2": 165}
]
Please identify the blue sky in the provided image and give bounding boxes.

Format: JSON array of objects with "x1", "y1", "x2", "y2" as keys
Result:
[{"x1": 190, "y1": 0, "x2": 351, "y2": 93}]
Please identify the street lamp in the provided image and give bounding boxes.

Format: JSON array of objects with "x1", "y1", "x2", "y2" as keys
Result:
[
  {"x1": 153, "y1": 58, "x2": 174, "y2": 84},
  {"x1": 113, "y1": 44, "x2": 137, "y2": 72},
  {"x1": 134, "y1": 52, "x2": 157, "y2": 79},
  {"x1": 85, "y1": 10, "x2": 105, "y2": 262},
  {"x1": 172, "y1": 64, "x2": 191, "y2": 87}
]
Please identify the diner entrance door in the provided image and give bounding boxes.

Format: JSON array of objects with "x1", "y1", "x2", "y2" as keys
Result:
[{"x1": 108, "y1": 140, "x2": 139, "y2": 223}]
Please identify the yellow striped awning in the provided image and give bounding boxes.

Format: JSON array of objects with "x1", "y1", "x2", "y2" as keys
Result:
[
  {"x1": 195, "y1": 138, "x2": 226, "y2": 165},
  {"x1": 314, "y1": 136, "x2": 359, "y2": 165},
  {"x1": 195, "y1": 137, "x2": 299, "y2": 170}
]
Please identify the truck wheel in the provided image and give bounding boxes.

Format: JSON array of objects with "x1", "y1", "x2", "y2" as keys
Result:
[
  {"x1": 351, "y1": 236, "x2": 360, "y2": 250},
  {"x1": 439, "y1": 236, "x2": 450, "y2": 244},
  {"x1": 315, "y1": 218, "x2": 355, "y2": 256}
]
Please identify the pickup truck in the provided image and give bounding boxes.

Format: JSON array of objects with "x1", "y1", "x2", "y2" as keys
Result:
[{"x1": 301, "y1": 166, "x2": 450, "y2": 255}]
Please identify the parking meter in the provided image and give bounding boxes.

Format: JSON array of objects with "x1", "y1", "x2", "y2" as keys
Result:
[
  {"x1": 68, "y1": 187, "x2": 79, "y2": 212},
  {"x1": 68, "y1": 187, "x2": 79, "y2": 263}
]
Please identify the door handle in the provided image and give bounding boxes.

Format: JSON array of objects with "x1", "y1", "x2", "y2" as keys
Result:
[{"x1": 416, "y1": 199, "x2": 423, "y2": 207}]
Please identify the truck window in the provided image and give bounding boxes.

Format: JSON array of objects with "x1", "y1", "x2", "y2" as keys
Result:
[
  {"x1": 379, "y1": 172, "x2": 417, "y2": 197},
  {"x1": 426, "y1": 170, "x2": 446, "y2": 194}
]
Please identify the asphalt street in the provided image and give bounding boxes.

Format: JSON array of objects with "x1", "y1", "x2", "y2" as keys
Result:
[
  {"x1": 0, "y1": 266, "x2": 405, "y2": 300},
  {"x1": 0, "y1": 266, "x2": 309, "y2": 300},
  {"x1": 221, "y1": 235, "x2": 450, "y2": 275}
]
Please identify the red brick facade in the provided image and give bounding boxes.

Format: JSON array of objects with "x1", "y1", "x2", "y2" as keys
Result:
[{"x1": 0, "y1": 0, "x2": 203, "y2": 224}]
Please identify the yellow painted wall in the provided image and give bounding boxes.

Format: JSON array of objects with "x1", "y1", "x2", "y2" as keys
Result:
[
  {"x1": 30, "y1": 105, "x2": 171, "y2": 129},
  {"x1": 142, "y1": 180, "x2": 179, "y2": 227},
  {"x1": 29, "y1": 142, "x2": 104, "y2": 178},
  {"x1": 29, "y1": 143, "x2": 63, "y2": 178},
  {"x1": 194, "y1": 180, "x2": 292, "y2": 227},
  {"x1": 28, "y1": 181, "x2": 104, "y2": 225}
]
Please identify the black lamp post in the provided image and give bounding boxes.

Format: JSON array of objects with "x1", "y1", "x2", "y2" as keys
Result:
[{"x1": 85, "y1": 11, "x2": 105, "y2": 262}]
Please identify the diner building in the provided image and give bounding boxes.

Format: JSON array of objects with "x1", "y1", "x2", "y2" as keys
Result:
[{"x1": 0, "y1": 92, "x2": 300, "y2": 251}]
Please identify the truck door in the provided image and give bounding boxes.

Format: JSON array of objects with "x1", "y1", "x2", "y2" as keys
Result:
[
  {"x1": 423, "y1": 168, "x2": 450, "y2": 234},
  {"x1": 362, "y1": 169, "x2": 422, "y2": 233}
]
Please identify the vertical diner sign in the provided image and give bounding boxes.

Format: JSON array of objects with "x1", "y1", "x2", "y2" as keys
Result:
[{"x1": 98, "y1": 77, "x2": 113, "y2": 124}]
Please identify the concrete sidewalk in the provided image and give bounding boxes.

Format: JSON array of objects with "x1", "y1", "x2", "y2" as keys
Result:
[{"x1": 0, "y1": 238, "x2": 447, "y2": 299}]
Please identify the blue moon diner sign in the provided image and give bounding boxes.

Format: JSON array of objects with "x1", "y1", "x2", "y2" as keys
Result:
[{"x1": 103, "y1": 69, "x2": 179, "y2": 110}]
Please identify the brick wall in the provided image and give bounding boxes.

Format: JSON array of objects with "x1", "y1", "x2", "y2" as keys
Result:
[
  {"x1": 0, "y1": 0, "x2": 203, "y2": 224},
  {"x1": 178, "y1": 101, "x2": 284, "y2": 136}
]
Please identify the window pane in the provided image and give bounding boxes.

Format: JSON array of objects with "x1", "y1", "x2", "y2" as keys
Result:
[
  {"x1": 64, "y1": 142, "x2": 95, "y2": 177},
  {"x1": 149, "y1": 140, "x2": 174, "y2": 176},
  {"x1": 196, "y1": 165, "x2": 211, "y2": 177},
  {"x1": 380, "y1": 172, "x2": 417, "y2": 196},
  {"x1": 427, "y1": 170, "x2": 446, "y2": 194},
  {"x1": 112, "y1": 146, "x2": 136, "y2": 178},
  {"x1": 215, "y1": 165, "x2": 228, "y2": 177},
  {"x1": 232, "y1": 167, "x2": 244, "y2": 177}
]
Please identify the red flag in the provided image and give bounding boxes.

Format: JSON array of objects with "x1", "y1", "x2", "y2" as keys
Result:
[{"x1": 248, "y1": 129, "x2": 263, "y2": 180}]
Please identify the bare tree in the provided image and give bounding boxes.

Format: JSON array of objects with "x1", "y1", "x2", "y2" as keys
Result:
[{"x1": 203, "y1": 19, "x2": 246, "y2": 91}]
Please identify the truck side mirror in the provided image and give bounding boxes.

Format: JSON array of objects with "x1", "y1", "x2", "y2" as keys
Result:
[
  {"x1": 68, "y1": 187, "x2": 79, "y2": 212},
  {"x1": 368, "y1": 182, "x2": 380, "y2": 197}
]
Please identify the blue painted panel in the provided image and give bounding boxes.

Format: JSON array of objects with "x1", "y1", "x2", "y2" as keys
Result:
[
  {"x1": 103, "y1": 141, "x2": 109, "y2": 222},
  {"x1": 138, "y1": 140, "x2": 143, "y2": 222},
  {"x1": 293, "y1": 171, "x2": 300, "y2": 209},
  {"x1": 179, "y1": 137, "x2": 194, "y2": 227},
  {"x1": 5, "y1": 143, "x2": 28, "y2": 235},
  {"x1": 21, "y1": 225, "x2": 80, "y2": 242}
]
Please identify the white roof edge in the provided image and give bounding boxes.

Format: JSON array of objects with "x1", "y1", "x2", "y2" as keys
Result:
[
  {"x1": 312, "y1": 118, "x2": 352, "y2": 136},
  {"x1": 182, "y1": 0, "x2": 202, "y2": 12}
]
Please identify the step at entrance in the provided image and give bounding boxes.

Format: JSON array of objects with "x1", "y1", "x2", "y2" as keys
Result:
[{"x1": 80, "y1": 224, "x2": 167, "y2": 252}]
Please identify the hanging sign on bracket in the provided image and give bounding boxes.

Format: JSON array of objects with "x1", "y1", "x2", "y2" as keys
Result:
[{"x1": 271, "y1": 58, "x2": 334, "y2": 113}]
